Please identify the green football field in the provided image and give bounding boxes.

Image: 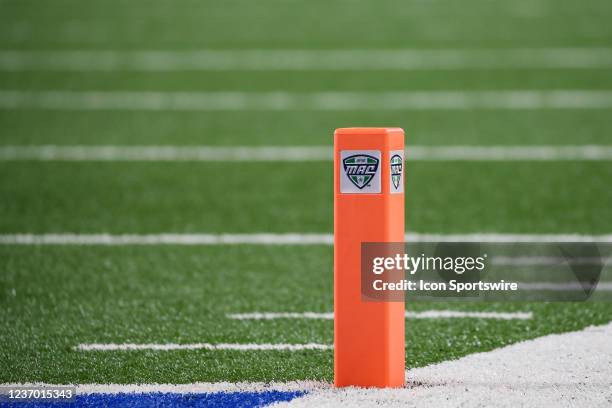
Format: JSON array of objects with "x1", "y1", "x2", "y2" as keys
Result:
[{"x1": 1, "y1": 0, "x2": 612, "y2": 386}]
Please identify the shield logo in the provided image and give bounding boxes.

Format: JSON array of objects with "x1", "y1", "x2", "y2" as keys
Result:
[
  {"x1": 390, "y1": 154, "x2": 403, "y2": 189},
  {"x1": 343, "y1": 154, "x2": 379, "y2": 189}
]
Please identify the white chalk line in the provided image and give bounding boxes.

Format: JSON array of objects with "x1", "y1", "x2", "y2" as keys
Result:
[
  {"x1": 2, "y1": 49, "x2": 612, "y2": 71},
  {"x1": 227, "y1": 311, "x2": 533, "y2": 320},
  {"x1": 277, "y1": 322, "x2": 612, "y2": 407},
  {"x1": 3, "y1": 145, "x2": 612, "y2": 161},
  {"x1": 2, "y1": 90, "x2": 612, "y2": 110},
  {"x1": 53, "y1": 309, "x2": 538, "y2": 354},
  {"x1": 3, "y1": 233, "x2": 612, "y2": 245},
  {"x1": 0, "y1": 146, "x2": 332, "y2": 162},
  {"x1": 0, "y1": 233, "x2": 333, "y2": 245},
  {"x1": 74, "y1": 343, "x2": 332, "y2": 352},
  {"x1": 406, "y1": 233, "x2": 612, "y2": 243}
]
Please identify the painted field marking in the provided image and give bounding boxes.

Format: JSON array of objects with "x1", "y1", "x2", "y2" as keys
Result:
[
  {"x1": 406, "y1": 232, "x2": 612, "y2": 243},
  {"x1": 75, "y1": 343, "x2": 332, "y2": 351},
  {"x1": 2, "y1": 90, "x2": 612, "y2": 110},
  {"x1": 0, "y1": 146, "x2": 332, "y2": 162},
  {"x1": 6, "y1": 323, "x2": 612, "y2": 406},
  {"x1": 3, "y1": 145, "x2": 612, "y2": 161},
  {"x1": 277, "y1": 322, "x2": 612, "y2": 407},
  {"x1": 3, "y1": 233, "x2": 612, "y2": 245},
  {"x1": 0, "y1": 383, "x2": 315, "y2": 406},
  {"x1": 227, "y1": 311, "x2": 533, "y2": 320},
  {"x1": 0, "y1": 233, "x2": 334, "y2": 245},
  {"x1": 1, "y1": 49, "x2": 612, "y2": 71},
  {"x1": 60, "y1": 309, "x2": 541, "y2": 354},
  {"x1": 406, "y1": 310, "x2": 533, "y2": 319},
  {"x1": 0, "y1": 382, "x2": 328, "y2": 394}
]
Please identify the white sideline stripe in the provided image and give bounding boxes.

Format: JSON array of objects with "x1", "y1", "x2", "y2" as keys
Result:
[
  {"x1": 0, "y1": 381, "x2": 329, "y2": 394},
  {"x1": 3, "y1": 145, "x2": 612, "y2": 161},
  {"x1": 3, "y1": 233, "x2": 612, "y2": 245},
  {"x1": 2, "y1": 90, "x2": 612, "y2": 111},
  {"x1": 227, "y1": 311, "x2": 533, "y2": 320},
  {"x1": 277, "y1": 322, "x2": 612, "y2": 407},
  {"x1": 75, "y1": 343, "x2": 332, "y2": 351},
  {"x1": 2, "y1": 49, "x2": 612, "y2": 71}
]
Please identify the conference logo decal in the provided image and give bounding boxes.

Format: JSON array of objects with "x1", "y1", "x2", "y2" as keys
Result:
[
  {"x1": 343, "y1": 154, "x2": 379, "y2": 189},
  {"x1": 390, "y1": 154, "x2": 403, "y2": 189},
  {"x1": 389, "y1": 150, "x2": 404, "y2": 193}
]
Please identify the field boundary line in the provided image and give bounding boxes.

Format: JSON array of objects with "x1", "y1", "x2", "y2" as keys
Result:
[
  {"x1": 2, "y1": 90, "x2": 612, "y2": 110},
  {"x1": 2, "y1": 233, "x2": 612, "y2": 245},
  {"x1": 3, "y1": 145, "x2": 612, "y2": 161},
  {"x1": 278, "y1": 322, "x2": 612, "y2": 406},
  {"x1": 2, "y1": 49, "x2": 612, "y2": 71}
]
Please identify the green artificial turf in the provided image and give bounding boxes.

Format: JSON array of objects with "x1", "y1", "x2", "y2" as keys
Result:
[
  {"x1": 0, "y1": 161, "x2": 611, "y2": 234},
  {"x1": 2, "y1": 110, "x2": 612, "y2": 147},
  {"x1": 1, "y1": 0, "x2": 612, "y2": 49},
  {"x1": 1, "y1": 0, "x2": 612, "y2": 386},
  {"x1": 4, "y1": 71, "x2": 612, "y2": 92},
  {"x1": 1, "y1": 246, "x2": 610, "y2": 383}
]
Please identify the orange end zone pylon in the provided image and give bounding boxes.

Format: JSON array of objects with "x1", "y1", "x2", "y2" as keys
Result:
[{"x1": 334, "y1": 127, "x2": 405, "y2": 388}]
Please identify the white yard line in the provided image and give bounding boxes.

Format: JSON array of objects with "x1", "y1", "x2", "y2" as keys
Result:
[
  {"x1": 227, "y1": 311, "x2": 533, "y2": 320},
  {"x1": 1, "y1": 49, "x2": 612, "y2": 71},
  {"x1": 75, "y1": 343, "x2": 332, "y2": 352},
  {"x1": 405, "y1": 232, "x2": 612, "y2": 243},
  {"x1": 228, "y1": 312, "x2": 335, "y2": 320},
  {"x1": 3, "y1": 145, "x2": 612, "y2": 161},
  {"x1": 407, "y1": 145, "x2": 612, "y2": 161},
  {"x1": 0, "y1": 233, "x2": 334, "y2": 245},
  {"x1": 406, "y1": 310, "x2": 532, "y2": 319},
  {"x1": 2, "y1": 233, "x2": 612, "y2": 245},
  {"x1": 0, "y1": 146, "x2": 332, "y2": 162},
  {"x1": 277, "y1": 322, "x2": 612, "y2": 407},
  {"x1": 2, "y1": 90, "x2": 612, "y2": 111}
]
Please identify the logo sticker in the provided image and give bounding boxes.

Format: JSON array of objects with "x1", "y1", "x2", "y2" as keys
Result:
[
  {"x1": 343, "y1": 154, "x2": 379, "y2": 189},
  {"x1": 390, "y1": 150, "x2": 404, "y2": 193},
  {"x1": 340, "y1": 150, "x2": 381, "y2": 193}
]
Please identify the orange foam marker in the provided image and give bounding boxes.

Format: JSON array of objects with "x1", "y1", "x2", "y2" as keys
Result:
[{"x1": 334, "y1": 127, "x2": 405, "y2": 388}]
